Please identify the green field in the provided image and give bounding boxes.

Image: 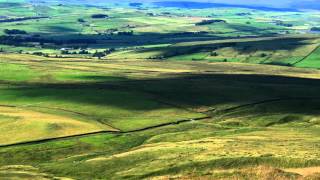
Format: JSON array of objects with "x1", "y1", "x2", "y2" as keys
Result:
[{"x1": 0, "y1": 1, "x2": 320, "y2": 179}]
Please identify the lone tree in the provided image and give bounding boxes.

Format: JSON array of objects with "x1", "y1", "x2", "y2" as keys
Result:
[
  {"x1": 93, "y1": 51, "x2": 105, "y2": 59},
  {"x1": 77, "y1": 18, "x2": 86, "y2": 23},
  {"x1": 260, "y1": 53, "x2": 268, "y2": 58}
]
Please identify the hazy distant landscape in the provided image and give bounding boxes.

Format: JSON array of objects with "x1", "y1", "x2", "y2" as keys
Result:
[{"x1": 0, "y1": 0, "x2": 319, "y2": 179}]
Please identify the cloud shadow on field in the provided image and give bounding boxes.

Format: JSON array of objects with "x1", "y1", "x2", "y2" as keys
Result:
[
  {"x1": 135, "y1": 36, "x2": 314, "y2": 59},
  {"x1": 4, "y1": 72, "x2": 320, "y2": 115}
]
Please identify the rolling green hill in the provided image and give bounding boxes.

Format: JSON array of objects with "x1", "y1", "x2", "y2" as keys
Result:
[{"x1": 0, "y1": 1, "x2": 319, "y2": 179}]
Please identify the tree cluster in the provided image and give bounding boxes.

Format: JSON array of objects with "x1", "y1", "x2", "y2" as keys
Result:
[
  {"x1": 0, "y1": 16, "x2": 48, "y2": 23},
  {"x1": 195, "y1": 19, "x2": 226, "y2": 26},
  {"x1": 91, "y1": 14, "x2": 109, "y2": 19},
  {"x1": 4, "y1": 29, "x2": 27, "y2": 35}
]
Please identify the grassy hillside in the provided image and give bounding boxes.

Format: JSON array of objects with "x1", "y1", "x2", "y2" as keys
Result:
[
  {"x1": 0, "y1": 54, "x2": 320, "y2": 179},
  {"x1": 108, "y1": 35, "x2": 320, "y2": 66},
  {"x1": 0, "y1": 1, "x2": 320, "y2": 179}
]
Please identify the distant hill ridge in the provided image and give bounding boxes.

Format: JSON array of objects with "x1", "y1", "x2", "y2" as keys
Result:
[
  {"x1": 11, "y1": 0, "x2": 320, "y2": 10},
  {"x1": 153, "y1": 1, "x2": 299, "y2": 12}
]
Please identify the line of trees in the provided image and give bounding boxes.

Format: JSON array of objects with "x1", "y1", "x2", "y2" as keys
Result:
[
  {"x1": 117, "y1": 31, "x2": 134, "y2": 36},
  {"x1": 0, "y1": 35, "x2": 97, "y2": 46},
  {"x1": 4, "y1": 29, "x2": 27, "y2": 35},
  {"x1": 0, "y1": 16, "x2": 48, "y2": 23},
  {"x1": 274, "y1": 20, "x2": 293, "y2": 27},
  {"x1": 91, "y1": 14, "x2": 109, "y2": 19},
  {"x1": 61, "y1": 48, "x2": 116, "y2": 59},
  {"x1": 195, "y1": 19, "x2": 226, "y2": 26}
]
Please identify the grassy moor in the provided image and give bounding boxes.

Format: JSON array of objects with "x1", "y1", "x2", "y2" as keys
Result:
[{"x1": 0, "y1": 0, "x2": 320, "y2": 179}]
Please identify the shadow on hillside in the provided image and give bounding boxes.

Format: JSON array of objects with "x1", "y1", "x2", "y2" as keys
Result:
[
  {"x1": 6, "y1": 72, "x2": 320, "y2": 115},
  {"x1": 33, "y1": 32, "x2": 221, "y2": 48},
  {"x1": 136, "y1": 36, "x2": 315, "y2": 58},
  {"x1": 226, "y1": 24, "x2": 280, "y2": 36},
  {"x1": 44, "y1": 26, "x2": 79, "y2": 33},
  {"x1": 19, "y1": 31, "x2": 282, "y2": 50}
]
